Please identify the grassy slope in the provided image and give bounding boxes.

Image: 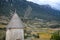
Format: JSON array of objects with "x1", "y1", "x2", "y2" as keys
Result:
[{"x1": 0, "y1": 24, "x2": 6, "y2": 40}]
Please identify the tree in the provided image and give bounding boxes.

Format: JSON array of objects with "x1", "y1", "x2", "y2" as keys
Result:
[{"x1": 50, "y1": 30, "x2": 60, "y2": 40}]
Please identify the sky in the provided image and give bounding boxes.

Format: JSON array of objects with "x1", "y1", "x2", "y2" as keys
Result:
[{"x1": 27, "y1": 0, "x2": 60, "y2": 10}]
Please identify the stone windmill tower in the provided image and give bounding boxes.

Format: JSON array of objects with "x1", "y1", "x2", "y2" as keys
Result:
[{"x1": 6, "y1": 11, "x2": 24, "y2": 40}]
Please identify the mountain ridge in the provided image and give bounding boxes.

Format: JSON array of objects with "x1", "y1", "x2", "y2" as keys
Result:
[{"x1": 0, "y1": 0, "x2": 60, "y2": 21}]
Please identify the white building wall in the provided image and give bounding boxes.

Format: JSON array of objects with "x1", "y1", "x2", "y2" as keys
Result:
[{"x1": 6, "y1": 29, "x2": 24, "y2": 40}]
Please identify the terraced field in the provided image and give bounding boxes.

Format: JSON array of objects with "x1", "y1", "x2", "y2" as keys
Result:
[
  {"x1": 0, "y1": 24, "x2": 59, "y2": 40},
  {"x1": 24, "y1": 27, "x2": 59, "y2": 40}
]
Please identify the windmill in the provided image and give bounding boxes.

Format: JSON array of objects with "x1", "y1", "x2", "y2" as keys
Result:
[
  {"x1": 24, "y1": 5, "x2": 32, "y2": 19},
  {"x1": 6, "y1": 10, "x2": 24, "y2": 40}
]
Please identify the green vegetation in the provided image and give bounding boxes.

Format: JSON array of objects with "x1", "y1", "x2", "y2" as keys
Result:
[
  {"x1": 0, "y1": 24, "x2": 6, "y2": 40},
  {"x1": 0, "y1": 30, "x2": 6, "y2": 40},
  {"x1": 49, "y1": 25, "x2": 60, "y2": 28},
  {"x1": 50, "y1": 30, "x2": 60, "y2": 40}
]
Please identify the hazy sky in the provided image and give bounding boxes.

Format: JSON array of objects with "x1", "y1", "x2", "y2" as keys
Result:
[{"x1": 27, "y1": 0, "x2": 60, "y2": 10}]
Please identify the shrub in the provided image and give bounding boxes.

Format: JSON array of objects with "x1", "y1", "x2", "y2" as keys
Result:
[{"x1": 50, "y1": 30, "x2": 60, "y2": 40}]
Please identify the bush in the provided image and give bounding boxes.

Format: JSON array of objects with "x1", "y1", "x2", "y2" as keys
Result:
[{"x1": 50, "y1": 30, "x2": 60, "y2": 40}]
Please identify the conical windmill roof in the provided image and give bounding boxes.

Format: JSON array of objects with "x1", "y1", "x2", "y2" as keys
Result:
[{"x1": 7, "y1": 12, "x2": 24, "y2": 29}]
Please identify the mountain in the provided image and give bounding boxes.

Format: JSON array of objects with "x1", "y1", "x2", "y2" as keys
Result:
[
  {"x1": 0, "y1": 0, "x2": 60, "y2": 21},
  {"x1": 0, "y1": 0, "x2": 28, "y2": 17},
  {"x1": 27, "y1": 2, "x2": 60, "y2": 21}
]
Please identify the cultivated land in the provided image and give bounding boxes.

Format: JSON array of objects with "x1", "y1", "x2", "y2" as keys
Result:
[
  {"x1": 0, "y1": 18, "x2": 60, "y2": 40},
  {"x1": 24, "y1": 27, "x2": 60, "y2": 40},
  {"x1": 0, "y1": 24, "x2": 60, "y2": 40}
]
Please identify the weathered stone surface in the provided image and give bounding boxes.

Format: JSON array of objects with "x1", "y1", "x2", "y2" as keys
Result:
[{"x1": 6, "y1": 11, "x2": 24, "y2": 40}]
